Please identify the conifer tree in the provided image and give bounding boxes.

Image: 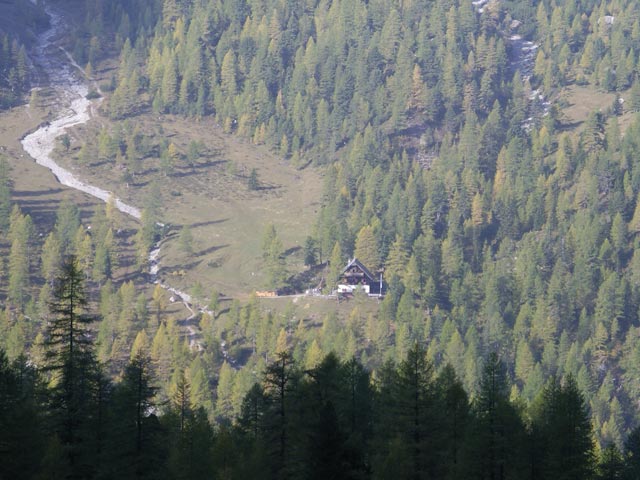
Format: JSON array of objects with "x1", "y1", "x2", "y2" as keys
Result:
[
  {"x1": 104, "y1": 353, "x2": 163, "y2": 479},
  {"x1": 466, "y1": 353, "x2": 527, "y2": 480},
  {"x1": 7, "y1": 209, "x2": 31, "y2": 308},
  {"x1": 262, "y1": 224, "x2": 288, "y2": 290},
  {"x1": 533, "y1": 375, "x2": 596, "y2": 480},
  {"x1": 220, "y1": 49, "x2": 237, "y2": 96},
  {"x1": 263, "y1": 351, "x2": 297, "y2": 478},
  {"x1": 0, "y1": 352, "x2": 45, "y2": 479},
  {"x1": 178, "y1": 224, "x2": 194, "y2": 255},
  {"x1": 248, "y1": 168, "x2": 260, "y2": 190},
  {"x1": 303, "y1": 236, "x2": 318, "y2": 268},
  {"x1": 216, "y1": 361, "x2": 235, "y2": 419},
  {"x1": 327, "y1": 242, "x2": 344, "y2": 292},
  {"x1": 0, "y1": 155, "x2": 11, "y2": 235},
  {"x1": 354, "y1": 225, "x2": 380, "y2": 271},
  {"x1": 597, "y1": 444, "x2": 625, "y2": 480},
  {"x1": 394, "y1": 343, "x2": 438, "y2": 479},
  {"x1": 630, "y1": 79, "x2": 640, "y2": 112},
  {"x1": 44, "y1": 256, "x2": 101, "y2": 475},
  {"x1": 624, "y1": 426, "x2": 640, "y2": 479}
]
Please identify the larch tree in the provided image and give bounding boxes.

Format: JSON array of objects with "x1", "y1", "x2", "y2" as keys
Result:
[
  {"x1": 0, "y1": 155, "x2": 11, "y2": 235},
  {"x1": 262, "y1": 224, "x2": 288, "y2": 290},
  {"x1": 354, "y1": 225, "x2": 381, "y2": 271},
  {"x1": 7, "y1": 209, "x2": 32, "y2": 308}
]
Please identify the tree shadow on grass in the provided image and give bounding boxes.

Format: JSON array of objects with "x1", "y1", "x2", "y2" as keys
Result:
[
  {"x1": 171, "y1": 160, "x2": 227, "y2": 178},
  {"x1": 196, "y1": 244, "x2": 229, "y2": 257},
  {"x1": 558, "y1": 120, "x2": 583, "y2": 131},
  {"x1": 286, "y1": 263, "x2": 326, "y2": 293},
  {"x1": 13, "y1": 187, "x2": 65, "y2": 197},
  {"x1": 284, "y1": 245, "x2": 301, "y2": 257},
  {"x1": 190, "y1": 218, "x2": 228, "y2": 229}
]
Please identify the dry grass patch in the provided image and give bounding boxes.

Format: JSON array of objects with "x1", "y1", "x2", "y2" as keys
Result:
[
  {"x1": 59, "y1": 112, "x2": 323, "y2": 299},
  {"x1": 558, "y1": 84, "x2": 640, "y2": 137},
  {"x1": 560, "y1": 84, "x2": 617, "y2": 130}
]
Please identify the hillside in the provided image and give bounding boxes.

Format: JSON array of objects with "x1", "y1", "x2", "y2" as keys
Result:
[{"x1": 1, "y1": 0, "x2": 640, "y2": 472}]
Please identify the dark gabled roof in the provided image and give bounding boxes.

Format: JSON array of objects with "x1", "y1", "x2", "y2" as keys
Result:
[{"x1": 341, "y1": 258, "x2": 378, "y2": 282}]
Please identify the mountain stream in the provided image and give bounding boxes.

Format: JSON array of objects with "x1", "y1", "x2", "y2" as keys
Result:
[{"x1": 20, "y1": 2, "x2": 203, "y2": 349}]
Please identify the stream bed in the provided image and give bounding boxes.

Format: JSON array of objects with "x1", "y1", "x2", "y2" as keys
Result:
[{"x1": 20, "y1": 2, "x2": 203, "y2": 347}]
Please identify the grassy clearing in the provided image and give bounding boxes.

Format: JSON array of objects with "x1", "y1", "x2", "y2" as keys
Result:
[
  {"x1": 558, "y1": 83, "x2": 639, "y2": 138},
  {"x1": 154, "y1": 117, "x2": 323, "y2": 299},
  {"x1": 58, "y1": 110, "x2": 323, "y2": 300},
  {"x1": 560, "y1": 84, "x2": 618, "y2": 130},
  {"x1": 70, "y1": 47, "x2": 325, "y2": 301}
]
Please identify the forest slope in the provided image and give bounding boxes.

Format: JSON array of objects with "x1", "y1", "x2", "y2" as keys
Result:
[{"x1": 3, "y1": 0, "x2": 640, "y2": 454}]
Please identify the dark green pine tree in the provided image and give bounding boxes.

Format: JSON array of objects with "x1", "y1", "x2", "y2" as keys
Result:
[
  {"x1": 340, "y1": 357, "x2": 374, "y2": 453},
  {"x1": 305, "y1": 400, "x2": 351, "y2": 480},
  {"x1": 374, "y1": 343, "x2": 439, "y2": 480},
  {"x1": 464, "y1": 352, "x2": 527, "y2": 480},
  {"x1": 0, "y1": 352, "x2": 45, "y2": 479},
  {"x1": 297, "y1": 353, "x2": 369, "y2": 480},
  {"x1": 165, "y1": 371, "x2": 215, "y2": 480},
  {"x1": 238, "y1": 383, "x2": 269, "y2": 441},
  {"x1": 624, "y1": 426, "x2": 640, "y2": 480},
  {"x1": 263, "y1": 351, "x2": 298, "y2": 479},
  {"x1": 235, "y1": 383, "x2": 270, "y2": 478},
  {"x1": 303, "y1": 236, "x2": 318, "y2": 267},
  {"x1": 248, "y1": 168, "x2": 260, "y2": 191},
  {"x1": 597, "y1": 444, "x2": 625, "y2": 480},
  {"x1": 436, "y1": 364, "x2": 470, "y2": 480},
  {"x1": 102, "y1": 353, "x2": 165, "y2": 479},
  {"x1": 44, "y1": 255, "x2": 102, "y2": 477},
  {"x1": 532, "y1": 375, "x2": 596, "y2": 480},
  {"x1": 396, "y1": 343, "x2": 439, "y2": 480}
]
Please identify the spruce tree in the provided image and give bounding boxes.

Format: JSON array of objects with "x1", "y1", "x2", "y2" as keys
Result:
[
  {"x1": 533, "y1": 375, "x2": 596, "y2": 480},
  {"x1": 263, "y1": 351, "x2": 297, "y2": 478},
  {"x1": 0, "y1": 352, "x2": 45, "y2": 479},
  {"x1": 624, "y1": 426, "x2": 640, "y2": 479},
  {"x1": 248, "y1": 168, "x2": 260, "y2": 191},
  {"x1": 103, "y1": 353, "x2": 163, "y2": 479},
  {"x1": 44, "y1": 256, "x2": 101, "y2": 475},
  {"x1": 466, "y1": 353, "x2": 527, "y2": 480},
  {"x1": 303, "y1": 236, "x2": 318, "y2": 268}
]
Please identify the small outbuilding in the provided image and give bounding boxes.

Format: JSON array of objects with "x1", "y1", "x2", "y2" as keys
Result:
[{"x1": 337, "y1": 258, "x2": 385, "y2": 296}]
